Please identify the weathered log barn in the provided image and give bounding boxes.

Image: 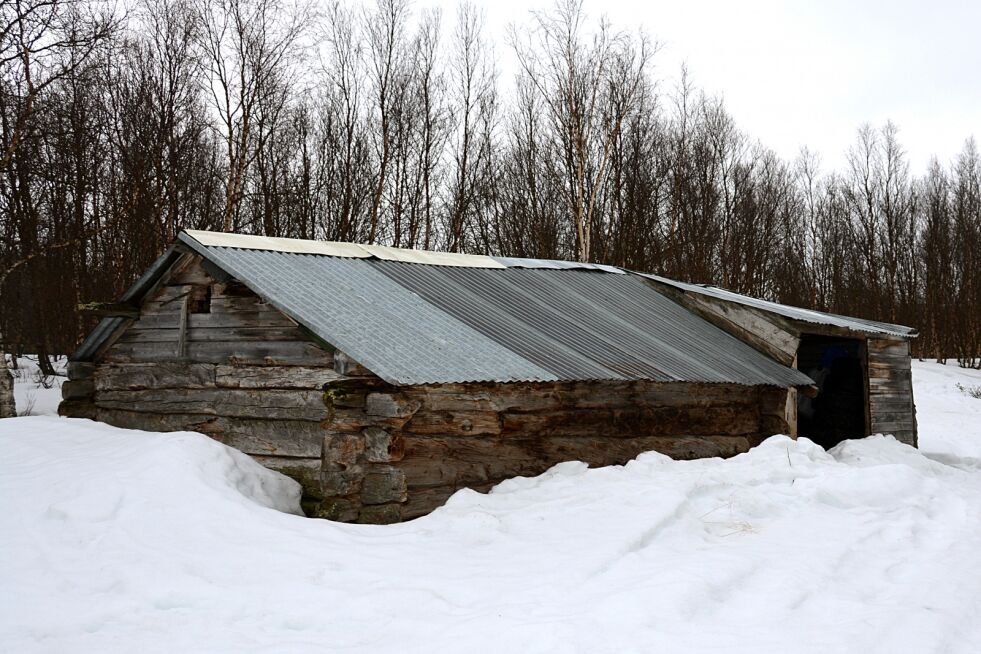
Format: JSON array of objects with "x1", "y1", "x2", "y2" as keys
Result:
[{"x1": 60, "y1": 230, "x2": 917, "y2": 523}]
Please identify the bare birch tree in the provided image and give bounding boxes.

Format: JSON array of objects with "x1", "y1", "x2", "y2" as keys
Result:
[
  {"x1": 510, "y1": 0, "x2": 651, "y2": 261},
  {"x1": 195, "y1": 0, "x2": 307, "y2": 231}
]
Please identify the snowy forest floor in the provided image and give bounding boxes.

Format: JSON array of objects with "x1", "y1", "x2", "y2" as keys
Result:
[{"x1": 2, "y1": 359, "x2": 981, "y2": 653}]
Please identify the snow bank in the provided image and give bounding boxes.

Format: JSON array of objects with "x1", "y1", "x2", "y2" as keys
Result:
[{"x1": 1, "y1": 361, "x2": 981, "y2": 653}]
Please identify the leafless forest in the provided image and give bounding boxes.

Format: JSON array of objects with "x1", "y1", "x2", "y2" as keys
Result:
[{"x1": 1, "y1": 0, "x2": 979, "y2": 369}]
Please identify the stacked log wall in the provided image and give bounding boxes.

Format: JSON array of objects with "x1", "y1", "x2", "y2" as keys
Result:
[{"x1": 319, "y1": 379, "x2": 794, "y2": 523}]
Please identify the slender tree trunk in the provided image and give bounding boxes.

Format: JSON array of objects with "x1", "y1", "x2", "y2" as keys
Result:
[{"x1": 0, "y1": 335, "x2": 16, "y2": 418}]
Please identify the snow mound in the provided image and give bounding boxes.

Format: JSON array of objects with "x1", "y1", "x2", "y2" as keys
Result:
[{"x1": 1, "y1": 361, "x2": 981, "y2": 652}]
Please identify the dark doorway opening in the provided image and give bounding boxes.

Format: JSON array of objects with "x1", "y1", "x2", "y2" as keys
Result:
[{"x1": 797, "y1": 334, "x2": 868, "y2": 449}]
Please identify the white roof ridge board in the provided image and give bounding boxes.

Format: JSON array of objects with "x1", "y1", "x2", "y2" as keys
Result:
[{"x1": 182, "y1": 230, "x2": 626, "y2": 273}]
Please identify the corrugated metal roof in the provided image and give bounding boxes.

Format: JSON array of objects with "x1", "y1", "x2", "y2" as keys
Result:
[
  {"x1": 172, "y1": 232, "x2": 814, "y2": 387},
  {"x1": 641, "y1": 274, "x2": 918, "y2": 338},
  {"x1": 374, "y1": 263, "x2": 811, "y2": 386},
  {"x1": 190, "y1": 246, "x2": 558, "y2": 384}
]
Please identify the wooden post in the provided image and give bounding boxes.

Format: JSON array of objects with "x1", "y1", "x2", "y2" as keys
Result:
[{"x1": 176, "y1": 295, "x2": 190, "y2": 360}]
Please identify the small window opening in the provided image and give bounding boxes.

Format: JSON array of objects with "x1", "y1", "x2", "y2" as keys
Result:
[{"x1": 189, "y1": 285, "x2": 212, "y2": 314}]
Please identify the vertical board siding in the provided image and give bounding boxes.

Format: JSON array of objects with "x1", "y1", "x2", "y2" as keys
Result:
[{"x1": 867, "y1": 338, "x2": 917, "y2": 446}]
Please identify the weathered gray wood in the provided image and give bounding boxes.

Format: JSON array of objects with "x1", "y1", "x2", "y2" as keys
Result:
[
  {"x1": 168, "y1": 258, "x2": 214, "y2": 286},
  {"x1": 140, "y1": 295, "x2": 282, "y2": 316},
  {"x1": 868, "y1": 372, "x2": 911, "y2": 387},
  {"x1": 118, "y1": 326, "x2": 309, "y2": 343},
  {"x1": 361, "y1": 466, "x2": 407, "y2": 505},
  {"x1": 868, "y1": 360, "x2": 911, "y2": 372},
  {"x1": 94, "y1": 362, "x2": 217, "y2": 390},
  {"x1": 868, "y1": 392, "x2": 913, "y2": 402},
  {"x1": 404, "y1": 410, "x2": 502, "y2": 436},
  {"x1": 215, "y1": 365, "x2": 341, "y2": 388},
  {"x1": 67, "y1": 362, "x2": 96, "y2": 380},
  {"x1": 91, "y1": 407, "x2": 325, "y2": 458},
  {"x1": 103, "y1": 340, "x2": 333, "y2": 366},
  {"x1": 151, "y1": 284, "x2": 194, "y2": 305},
  {"x1": 396, "y1": 434, "x2": 754, "y2": 518},
  {"x1": 61, "y1": 379, "x2": 94, "y2": 401},
  {"x1": 134, "y1": 312, "x2": 295, "y2": 329},
  {"x1": 58, "y1": 400, "x2": 99, "y2": 420},
  {"x1": 675, "y1": 294, "x2": 801, "y2": 366},
  {"x1": 500, "y1": 405, "x2": 759, "y2": 438},
  {"x1": 419, "y1": 381, "x2": 759, "y2": 412},
  {"x1": 177, "y1": 295, "x2": 189, "y2": 359},
  {"x1": 865, "y1": 337, "x2": 917, "y2": 446},
  {"x1": 208, "y1": 296, "x2": 279, "y2": 313},
  {"x1": 93, "y1": 388, "x2": 329, "y2": 421},
  {"x1": 868, "y1": 339, "x2": 909, "y2": 354}
]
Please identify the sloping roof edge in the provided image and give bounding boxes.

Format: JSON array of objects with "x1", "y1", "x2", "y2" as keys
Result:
[
  {"x1": 640, "y1": 273, "x2": 918, "y2": 339},
  {"x1": 70, "y1": 244, "x2": 187, "y2": 361}
]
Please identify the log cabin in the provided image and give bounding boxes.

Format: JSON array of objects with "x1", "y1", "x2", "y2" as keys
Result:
[{"x1": 60, "y1": 230, "x2": 917, "y2": 523}]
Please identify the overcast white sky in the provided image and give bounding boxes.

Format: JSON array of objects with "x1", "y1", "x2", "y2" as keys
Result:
[{"x1": 446, "y1": 0, "x2": 980, "y2": 173}]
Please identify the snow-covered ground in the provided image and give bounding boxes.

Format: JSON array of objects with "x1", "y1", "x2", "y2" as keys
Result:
[
  {"x1": 1, "y1": 360, "x2": 980, "y2": 653},
  {"x1": 8, "y1": 355, "x2": 66, "y2": 417}
]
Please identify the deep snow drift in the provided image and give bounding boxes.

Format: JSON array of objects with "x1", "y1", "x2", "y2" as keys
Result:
[{"x1": 1, "y1": 361, "x2": 981, "y2": 653}]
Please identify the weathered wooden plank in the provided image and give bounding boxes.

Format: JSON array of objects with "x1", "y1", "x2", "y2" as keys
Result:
[
  {"x1": 93, "y1": 388, "x2": 329, "y2": 421},
  {"x1": 118, "y1": 326, "x2": 309, "y2": 343},
  {"x1": 679, "y1": 294, "x2": 800, "y2": 366},
  {"x1": 868, "y1": 373, "x2": 912, "y2": 387},
  {"x1": 193, "y1": 417, "x2": 327, "y2": 458},
  {"x1": 134, "y1": 311, "x2": 294, "y2": 329},
  {"x1": 867, "y1": 339, "x2": 909, "y2": 354},
  {"x1": 215, "y1": 365, "x2": 342, "y2": 389},
  {"x1": 868, "y1": 347, "x2": 912, "y2": 362},
  {"x1": 168, "y1": 259, "x2": 213, "y2": 286},
  {"x1": 868, "y1": 360, "x2": 911, "y2": 372},
  {"x1": 208, "y1": 296, "x2": 277, "y2": 312},
  {"x1": 403, "y1": 410, "x2": 502, "y2": 436},
  {"x1": 417, "y1": 381, "x2": 759, "y2": 413},
  {"x1": 869, "y1": 391, "x2": 913, "y2": 406},
  {"x1": 177, "y1": 295, "x2": 189, "y2": 359},
  {"x1": 500, "y1": 405, "x2": 759, "y2": 438},
  {"x1": 103, "y1": 340, "x2": 333, "y2": 366},
  {"x1": 58, "y1": 399, "x2": 99, "y2": 420},
  {"x1": 149, "y1": 284, "x2": 194, "y2": 304},
  {"x1": 61, "y1": 379, "x2": 94, "y2": 401},
  {"x1": 93, "y1": 362, "x2": 217, "y2": 390},
  {"x1": 871, "y1": 423, "x2": 916, "y2": 435},
  {"x1": 67, "y1": 362, "x2": 96, "y2": 380},
  {"x1": 396, "y1": 434, "x2": 753, "y2": 492},
  {"x1": 91, "y1": 407, "x2": 325, "y2": 458}
]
